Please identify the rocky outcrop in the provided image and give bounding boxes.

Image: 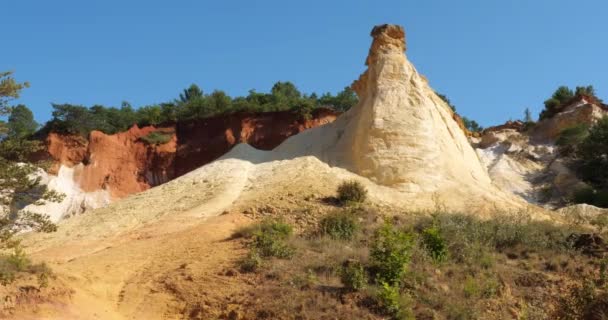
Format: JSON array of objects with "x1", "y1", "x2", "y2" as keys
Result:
[
  {"x1": 532, "y1": 96, "x2": 608, "y2": 141},
  {"x1": 39, "y1": 110, "x2": 338, "y2": 220},
  {"x1": 274, "y1": 24, "x2": 496, "y2": 199},
  {"x1": 173, "y1": 108, "x2": 337, "y2": 177},
  {"x1": 483, "y1": 120, "x2": 526, "y2": 135}
]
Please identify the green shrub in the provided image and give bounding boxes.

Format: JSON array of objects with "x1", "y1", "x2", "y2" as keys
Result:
[
  {"x1": 340, "y1": 260, "x2": 367, "y2": 291},
  {"x1": 319, "y1": 210, "x2": 359, "y2": 240},
  {"x1": 421, "y1": 225, "x2": 448, "y2": 263},
  {"x1": 140, "y1": 131, "x2": 173, "y2": 146},
  {"x1": 240, "y1": 250, "x2": 263, "y2": 273},
  {"x1": 251, "y1": 219, "x2": 295, "y2": 259},
  {"x1": 337, "y1": 180, "x2": 367, "y2": 204},
  {"x1": 7, "y1": 246, "x2": 30, "y2": 271},
  {"x1": 0, "y1": 246, "x2": 32, "y2": 285},
  {"x1": 556, "y1": 124, "x2": 589, "y2": 155},
  {"x1": 374, "y1": 282, "x2": 414, "y2": 320},
  {"x1": 555, "y1": 279, "x2": 599, "y2": 319},
  {"x1": 577, "y1": 117, "x2": 608, "y2": 190},
  {"x1": 370, "y1": 220, "x2": 413, "y2": 285},
  {"x1": 463, "y1": 276, "x2": 479, "y2": 298}
]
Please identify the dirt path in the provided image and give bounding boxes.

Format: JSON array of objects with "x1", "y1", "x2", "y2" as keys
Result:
[{"x1": 16, "y1": 213, "x2": 250, "y2": 319}]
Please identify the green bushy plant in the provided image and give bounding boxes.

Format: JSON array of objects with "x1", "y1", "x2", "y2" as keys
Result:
[
  {"x1": 556, "y1": 124, "x2": 589, "y2": 156},
  {"x1": 240, "y1": 250, "x2": 263, "y2": 273},
  {"x1": 370, "y1": 220, "x2": 413, "y2": 285},
  {"x1": 319, "y1": 210, "x2": 359, "y2": 240},
  {"x1": 421, "y1": 225, "x2": 448, "y2": 263},
  {"x1": 140, "y1": 131, "x2": 173, "y2": 146},
  {"x1": 251, "y1": 219, "x2": 295, "y2": 259},
  {"x1": 337, "y1": 180, "x2": 367, "y2": 205},
  {"x1": 340, "y1": 260, "x2": 367, "y2": 291},
  {"x1": 374, "y1": 282, "x2": 414, "y2": 320}
]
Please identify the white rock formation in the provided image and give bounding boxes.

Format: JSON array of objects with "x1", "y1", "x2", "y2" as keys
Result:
[{"x1": 24, "y1": 165, "x2": 111, "y2": 222}]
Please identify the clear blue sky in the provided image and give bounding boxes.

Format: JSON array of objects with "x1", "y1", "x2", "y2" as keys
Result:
[{"x1": 4, "y1": 0, "x2": 608, "y2": 127}]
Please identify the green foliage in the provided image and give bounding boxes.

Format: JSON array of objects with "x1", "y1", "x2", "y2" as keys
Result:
[
  {"x1": 436, "y1": 92, "x2": 456, "y2": 111},
  {"x1": 435, "y1": 92, "x2": 483, "y2": 132},
  {"x1": 319, "y1": 210, "x2": 359, "y2": 240},
  {"x1": 462, "y1": 116, "x2": 483, "y2": 132},
  {"x1": 7, "y1": 105, "x2": 38, "y2": 138},
  {"x1": 0, "y1": 71, "x2": 29, "y2": 115},
  {"x1": 415, "y1": 213, "x2": 576, "y2": 267},
  {"x1": 575, "y1": 85, "x2": 597, "y2": 97},
  {"x1": 523, "y1": 107, "x2": 534, "y2": 124},
  {"x1": 239, "y1": 250, "x2": 263, "y2": 273},
  {"x1": 40, "y1": 82, "x2": 356, "y2": 137},
  {"x1": 374, "y1": 282, "x2": 414, "y2": 320},
  {"x1": 337, "y1": 180, "x2": 367, "y2": 205},
  {"x1": 318, "y1": 87, "x2": 359, "y2": 112},
  {"x1": 140, "y1": 131, "x2": 173, "y2": 146},
  {"x1": 0, "y1": 246, "x2": 31, "y2": 285},
  {"x1": 370, "y1": 220, "x2": 413, "y2": 285},
  {"x1": 421, "y1": 225, "x2": 448, "y2": 263},
  {"x1": 463, "y1": 276, "x2": 480, "y2": 298},
  {"x1": 340, "y1": 260, "x2": 367, "y2": 291},
  {"x1": 555, "y1": 279, "x2": 600, "y2": 320},
  {"x1": 556, "y1": 124, "x2": 589, "y2": 156},
  {"x1": 179, "y1": 84, "x2": 203, "y2": 103},
  {"x1": 539, "y1": 85, "x2": 601, "y2": 120},
  {"x1": 0, "y1": 71, "x2": 59, "y2": 264},
  {"x1": 577, "y1": 117, "x2": 608, "y2": 190},
  {"x1": 251, "y1": 219, "x2": 295, "y2": 259}
]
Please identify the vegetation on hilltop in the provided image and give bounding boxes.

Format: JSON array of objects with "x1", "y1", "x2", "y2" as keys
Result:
[
  {"x1": 539, "y1": 85, "x2": 601, "y2": 120},
  {"x1": 40, "y1": 82, "x2": 358, "y2": 137},
  {"x1": 436, "y1": 92, "x2": 483, "y2": 132}
]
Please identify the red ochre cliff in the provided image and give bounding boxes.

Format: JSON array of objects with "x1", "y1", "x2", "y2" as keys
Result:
[{"x1": 43, "y1": 109, "x2": 339, "y2": 199}]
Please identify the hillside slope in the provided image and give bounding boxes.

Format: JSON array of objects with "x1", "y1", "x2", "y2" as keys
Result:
[{"x1": 8, "y1": 24, "x2": 547, "y2": 319}]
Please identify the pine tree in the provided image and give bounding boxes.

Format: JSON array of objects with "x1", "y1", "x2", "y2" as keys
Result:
[
  {"x1": 0, "y1": 71, "x2": 60, "y2": 252},
  {"x1": 524, "y1": 108, "x2": 534, "y2": 123}
]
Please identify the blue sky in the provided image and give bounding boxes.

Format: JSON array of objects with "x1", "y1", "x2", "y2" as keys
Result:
[{"x1": 4, "y1": 0, "x2": 608, "y2": 127}]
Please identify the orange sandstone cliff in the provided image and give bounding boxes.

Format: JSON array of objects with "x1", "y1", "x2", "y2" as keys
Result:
[{"x1": 43, "y1": 109, "x2": 339, "y2": 200}]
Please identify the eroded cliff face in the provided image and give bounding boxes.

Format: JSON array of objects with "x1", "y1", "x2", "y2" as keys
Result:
[
  {"x1": 174, "y1": 108, "x2": 337, "y2": 177},
  {"x1": 40, "y1": 109, "x2": 338, "y2": 220}
]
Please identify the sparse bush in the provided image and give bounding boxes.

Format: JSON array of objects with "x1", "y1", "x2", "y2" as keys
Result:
[
  {"x1": 290, "y1": 269, "x2": 318, "y2": 289},
  {"x1": 319, "y1": 210, "x2": 359, "y2": 240},
  {"x1": 240, "y1": 250, "x2": 263, "y2": 273},
  {"x1": 421, "y1": 225, "x2": 448, "y2": 263},
  {"x1": 140, "y1": 131, "x2": 173, "y2": 146},
  {"x1": 373, "y1": 282, "x2": 414, "y2": 320},
  {"x1": 370, "y1": 220, "x2": 413, "y2": 285},
  {"x1": 251, "y1": 219, "x2": 295, "y2": 259},
  {"x1": 555, "y1": 279, "x2": 599, "y2": 319},
  {"x1": 556, "y1": 124, "x2": 589, "y2": 156},
  {"x1": 0, "y1": 246, "x2": 51, "y2": 286},
  {"x1": 337, "y1": 180, "x2": 367, "y2": 205},
  {"x1": 463, "y1": 276, "x2": 479, "y2": 298},
  {"x1": 340, "y1": 260, "x2": 367, "y2": 291}
]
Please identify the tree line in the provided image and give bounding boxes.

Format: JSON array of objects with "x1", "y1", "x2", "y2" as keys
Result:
[{"x1": 40, "y1": 82, "x2": 358, "y2": 136}]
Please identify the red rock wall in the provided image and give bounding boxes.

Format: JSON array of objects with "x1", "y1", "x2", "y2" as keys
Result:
[{"x1": 44, "y1": 109, "x2": 338, "y2": 199}]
